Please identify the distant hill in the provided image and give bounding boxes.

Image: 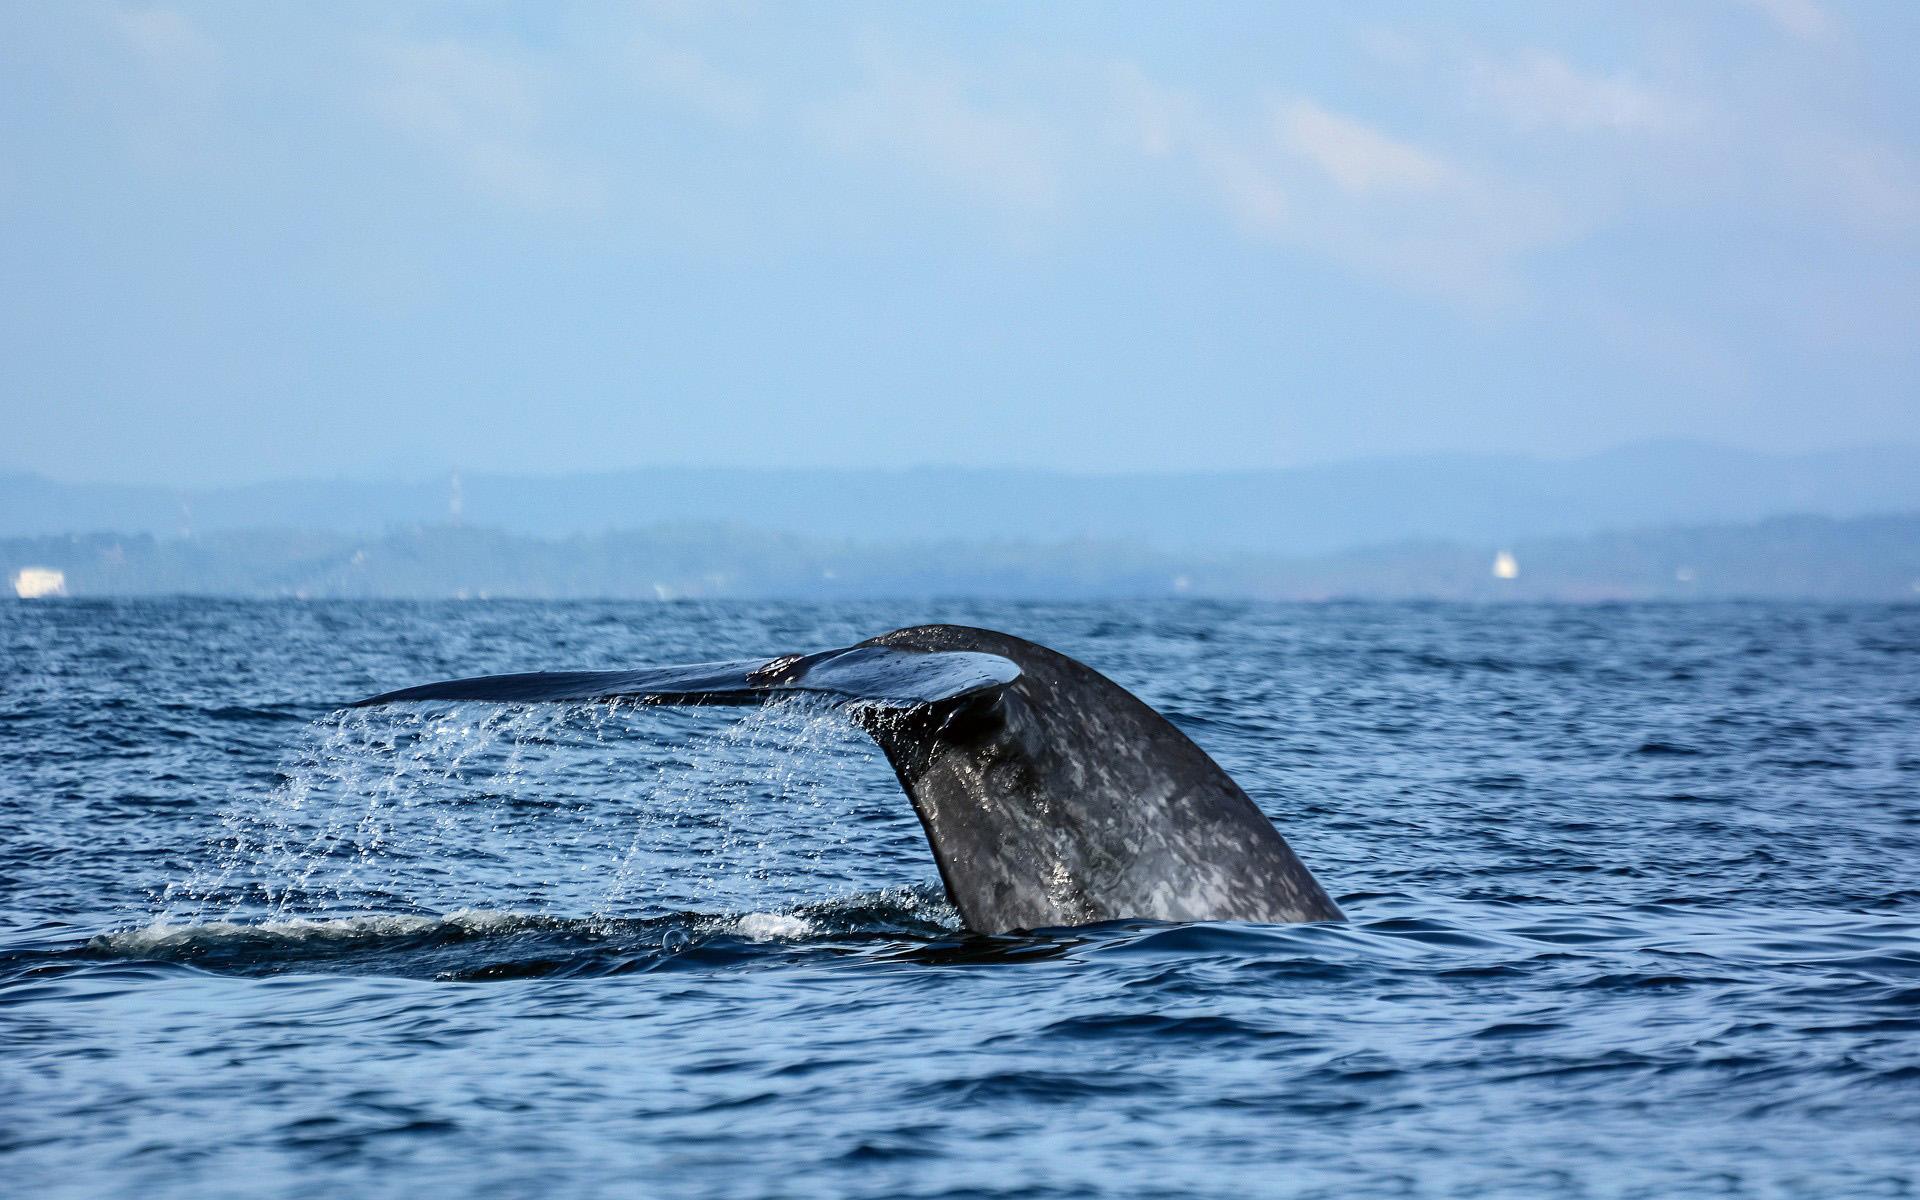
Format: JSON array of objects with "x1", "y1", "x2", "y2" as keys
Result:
[
  {"x1": 6, "y1": 442, "x2": 1920, "y2": 556},
  {"x1": 6, "y1": 512, "x2": 1917, "y2": 601}
]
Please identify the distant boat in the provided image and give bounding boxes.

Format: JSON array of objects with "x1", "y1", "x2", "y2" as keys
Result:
[{"x1": 12, "y1": 566, "x2": 67, "y2": 598}]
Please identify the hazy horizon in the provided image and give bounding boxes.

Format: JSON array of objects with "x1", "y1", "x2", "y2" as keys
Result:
[
  {"x1": 9, "y1": 440, "x2": 1920, "y2": 568},
  {"x1": 6, "y1": 435, "x2": 1920, "y2": 493},
  {"x1": 5, "y1": 3, "x2": 1918, "y2": 488}
]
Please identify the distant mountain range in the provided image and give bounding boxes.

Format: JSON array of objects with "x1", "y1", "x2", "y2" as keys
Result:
[
  {"x1": 7, "y1": 513, "x2": 1918, "y2": 602},
  {"x1": 7, "y1": 441, "x2": 1920, "y2": 556}
]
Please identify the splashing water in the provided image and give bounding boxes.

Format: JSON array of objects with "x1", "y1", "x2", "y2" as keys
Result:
[{"x1": 154, "y1": 695, "x2": 909, "y2": 930}]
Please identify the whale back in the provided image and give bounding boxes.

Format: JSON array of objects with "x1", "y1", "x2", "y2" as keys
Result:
[{"x1": 856, "y1": 625, "x2": 1343, "y2": 932}]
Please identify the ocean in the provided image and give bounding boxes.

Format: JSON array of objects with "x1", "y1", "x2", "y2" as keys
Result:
[{"x1": 3, "y1": 598, "x2": 1916, "y2": 1198}]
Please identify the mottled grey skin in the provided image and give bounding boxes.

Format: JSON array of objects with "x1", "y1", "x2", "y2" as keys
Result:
[
  {"x1": 353, "y1": 624, "x2": 1343, "y2": 934},
  {"x1": 855, "y1": 626, "x2": 1342, "y2": 933}
]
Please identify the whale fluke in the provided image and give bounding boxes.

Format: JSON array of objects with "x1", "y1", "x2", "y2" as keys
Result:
[
  {"x1": 352, "y1": 624, "x2": 1343, "y2": 934},
  {"x1": 351, "y1": 644, "x2": 1020, "y2": 711}
]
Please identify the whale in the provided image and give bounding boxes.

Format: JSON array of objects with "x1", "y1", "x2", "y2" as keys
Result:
[{"x1": 354, "y1": 624, "x2": 1343, "y2": 934}]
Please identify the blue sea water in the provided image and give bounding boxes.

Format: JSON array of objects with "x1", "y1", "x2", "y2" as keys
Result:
[{"x1": 2, "y1": 599, "x2": 1917, "y2": 1199}]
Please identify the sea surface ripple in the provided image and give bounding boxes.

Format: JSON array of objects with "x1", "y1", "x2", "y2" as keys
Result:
[{"x1": 2, "y1": 599, "x2": 1917, "y2": 1198}]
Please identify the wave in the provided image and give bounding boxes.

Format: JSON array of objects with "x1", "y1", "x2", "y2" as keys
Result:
[
  {"x1": 45, "y1": 890, "x2": 1920, "y2": 988},
  {"x1": 65, "y1": 885, "x2": 966, "y2": 979}
]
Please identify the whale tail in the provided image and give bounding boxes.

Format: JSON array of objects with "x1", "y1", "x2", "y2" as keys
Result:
[
  {"x1": 352, "y1": 624, "x2": 1343, "y2": 934},
  {"x1": 352, "y1": 642, "x2": 1019, "y2": 712}
]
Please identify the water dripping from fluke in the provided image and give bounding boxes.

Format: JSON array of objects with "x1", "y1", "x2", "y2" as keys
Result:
[{"x1": 125, "y1": 695, "x2": 913, "y2": 974}]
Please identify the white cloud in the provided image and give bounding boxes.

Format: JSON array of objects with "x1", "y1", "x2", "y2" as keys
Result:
[
  {"x1": 1273, "y1": 123, "x2": 1565, "y2": 309},
  {"x1": 1281, "y1": 101, "x2": 1451, "y2": 194},
  {"x1": 1110, "y1": 67, "x2": 1288, "y2": 233},
  {"x1": 1471, "y1": 51, "x2": 1680, "y2": 134},
  {"x1": 1735, "y1": 0, "x2": 1833, "y2": 41},
  {"x1": 807, "y1": 57, "x2": 1063, "y2": 214},
  {"x1": 343, "y1": 13, "x2": 1905, "y2": 319},
  {"x1": 370, "y1": 39, "x2": 604, "y2": 214},
  {"x1": 1112, "y1": 70, "x2": 1564, "y2": 307}
]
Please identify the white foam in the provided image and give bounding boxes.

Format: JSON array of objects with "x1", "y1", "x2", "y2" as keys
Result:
[
  {"x1": 729, "y1": 912, "x2": 815, "y2": 941},
  {"x1": 92, "y1": 909, "x2": 533, "y2": 955}
]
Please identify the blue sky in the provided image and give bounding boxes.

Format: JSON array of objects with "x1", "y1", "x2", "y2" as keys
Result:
[{"x1": 2, "y1": 1, "x2": 1916, "y2": 484}]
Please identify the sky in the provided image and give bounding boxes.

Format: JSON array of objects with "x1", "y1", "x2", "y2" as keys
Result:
[{"x1": 1, "y1": 1, "x2": 1916, "y2": 485}]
